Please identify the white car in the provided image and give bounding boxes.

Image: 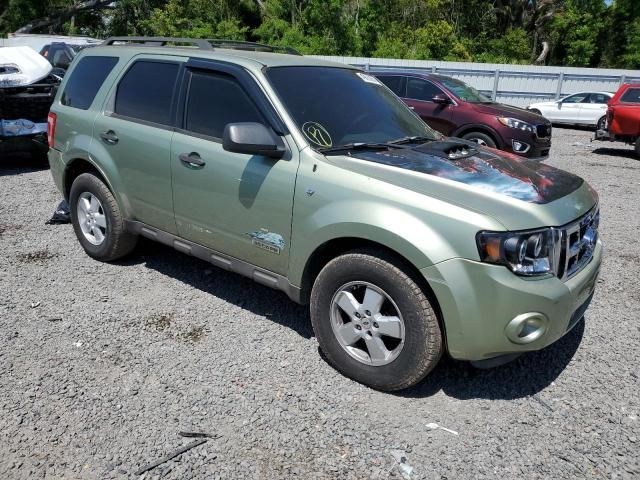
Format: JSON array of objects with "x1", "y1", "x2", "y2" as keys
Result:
[{"x1": 527, "y1": 92, "x2": 613, "y2": 130}]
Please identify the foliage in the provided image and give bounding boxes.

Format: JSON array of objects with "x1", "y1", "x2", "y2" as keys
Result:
[{"x1": 0, "y1": 0, "x2": 637, "y2": 68}]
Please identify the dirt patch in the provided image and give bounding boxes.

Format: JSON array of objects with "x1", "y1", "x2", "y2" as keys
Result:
[
  {"x1": 147, "y1": 313, "x2": 174, "y2": 331},
  {"x1": 0, "y1": 224, "x2": 24, "y2": 237},
  {"x1": 181, "y1": 325, "x2": 205, "y2": 343},
  {"x1": 17, "y1": 249, "x2": 58, "y2": 262}
]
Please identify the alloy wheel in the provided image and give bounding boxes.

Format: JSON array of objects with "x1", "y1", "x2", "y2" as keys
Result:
[{"x1": 77, "y1": 192, "x2": 107, "y2": 246}]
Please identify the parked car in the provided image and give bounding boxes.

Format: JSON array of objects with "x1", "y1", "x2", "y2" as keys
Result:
[
  {"x1": 0, "y1": 46, "x2": 60, "y2": 159},
  {"x1": 48, "y1": 37, "x2": 601, "y2": 391},
  {"x1": 594, "y1": 83, "x2": 640, "y2": 157},
  {"x1": 40, "y1": 42, "x2": 76, "y2": 70},
  {"x1": 373, "y1": 71, "x2": 552, "y2": 159},
  {"x1": 527, "y1": 92, "x2": 613, "y2": 130}
]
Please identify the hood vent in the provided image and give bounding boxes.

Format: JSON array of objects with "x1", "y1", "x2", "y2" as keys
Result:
[{"x1": 414, "y1": 140, "x2": 478, "y2": 161}]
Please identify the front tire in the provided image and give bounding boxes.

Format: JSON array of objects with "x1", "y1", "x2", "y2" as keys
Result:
[
  {"x1": 310, "y1": 250, "x2": 442, "y2": 391},
  {"x1": 69, "y1": 173, "x2": 137, "y2": 261},
  {"x1": 462, "y1": 131, "x2": 497, "y2": 148}
]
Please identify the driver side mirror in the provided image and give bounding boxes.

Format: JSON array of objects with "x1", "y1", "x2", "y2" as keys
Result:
[
  {"x1": 432, "y1": 94, "x2": 451, "y2": 105},
  {"x1": 222, "y1": 122, "x2": 285, "y2": 159}
]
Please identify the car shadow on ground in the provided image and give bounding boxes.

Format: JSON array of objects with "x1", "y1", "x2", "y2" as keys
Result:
[
  {"x1": 0, "y1": 153, "x2": 49, "y2": 176},
  {"x1": 591, "y1": 147, "x2": 637, "y2": 160},
  {"x1": 115, "y1": 239, "x2": 583, "y2": 398},
  {"x1": 125, "y1": 239, "x2": 314, "y2": 339},
  {"x1": 399, "y1": 319, "x2": 585, "y2": 400}
]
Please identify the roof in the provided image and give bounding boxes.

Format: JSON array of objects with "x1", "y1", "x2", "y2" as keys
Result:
[{"x1": 91, "y1": 38, "x2": 353, "y2": 70}]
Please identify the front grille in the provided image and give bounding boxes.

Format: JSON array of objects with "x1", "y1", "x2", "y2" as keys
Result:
[
  {"x1": 536, "y1": 123, "x2": 552, "y2": 139},
  {"x1": 554, "y1": 207, "x2": 599, "y2": 280}
]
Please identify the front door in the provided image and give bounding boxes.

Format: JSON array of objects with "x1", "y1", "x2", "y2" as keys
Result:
[
  {"x1": 171, "y1": 66, "x2": 297, "y2": 275},
  {"x1": 556, "y1": 93, "x2": 589, "y2": 123},
  {"x1": 403, "y1": 77, "x2": 454, "y2": 134}
]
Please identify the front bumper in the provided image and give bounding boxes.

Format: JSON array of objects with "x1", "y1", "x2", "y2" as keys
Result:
[
  {"x1": 421, "y1": 240, "x2": 602, "y2": 361},
  {"x1": 503, "y1": 130, "x2": 551, "y2": 160}
]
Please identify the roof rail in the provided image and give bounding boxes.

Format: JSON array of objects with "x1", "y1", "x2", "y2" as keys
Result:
[
  {"x1": 102, "y1": 37, "x2": 214, "y2": 50},
  {"x1": 101, "y1": 36, "x2": 301, "y2": 55}
]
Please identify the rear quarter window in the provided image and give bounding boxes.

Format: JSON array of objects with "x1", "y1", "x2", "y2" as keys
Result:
[
  {"x1": 61, "y1": 56, "x2": 119, "y2": 109},
  {"x1": 620, "y1": 88, "x2": 640, "y2": 104}
]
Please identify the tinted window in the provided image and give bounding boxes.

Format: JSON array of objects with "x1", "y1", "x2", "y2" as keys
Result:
[
  {"x1": 562, "y1": 93, "x2": 589, "y2": 103},
  {"x1": 437, "y1": 77, "x2": 491, "y2": 103},
  {"x1": 266, "y1": 67, "x2": 438, "y2": 149},
  {"x1": 184, "y1": 71, "x2": 264, "y2": 138},
  {"x1": 621, "y1": 88, "x2": 640, "y2": 103},
  {"x1": 377, "y1": 75, "x2": 405, "y2": 96},
  {"x1": 588, "y1": 93, "x2": 609, "y2": 104},
  {"x1": 406, "y1": 78, "x2": 444, "y2": 101},
  {"x1": 61, "y1": 56, "x2": 118, "y2": 109},
  {"x1": 115, "y1": 61, "x2": 179, "y2": 125}
]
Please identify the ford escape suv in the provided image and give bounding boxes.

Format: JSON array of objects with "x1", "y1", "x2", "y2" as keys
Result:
[
  {"x1": 48, "y1": 37, "x2": 601, "y2": 391},
  {"x1": 373, "y1": 71, "x2": 552, "y2": 159}
]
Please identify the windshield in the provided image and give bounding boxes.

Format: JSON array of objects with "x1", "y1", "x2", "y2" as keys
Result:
[
  {"x1": 266, "y1": 67, "x2": 439, "y2": 150},
  {"x1": 438, "y1": 77, "x2": 491, "y2": 103}
]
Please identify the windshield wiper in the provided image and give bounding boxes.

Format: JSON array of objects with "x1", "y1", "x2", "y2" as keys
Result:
[
  {"x1": 319, "y1": 142, "x2": 405, "y2": 155},
  {"x1": 386, "y1": 135, "x2": 435, "y2": 145}
]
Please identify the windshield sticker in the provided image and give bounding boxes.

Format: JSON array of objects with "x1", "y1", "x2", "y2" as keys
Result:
[
  {"x1": 302, "y1": 122, "x2": 332, "y2": 148},
  {"x1": 356, "y1": 72, "x2": 383, "y2": 85}
]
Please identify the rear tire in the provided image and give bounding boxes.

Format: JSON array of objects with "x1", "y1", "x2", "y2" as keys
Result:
[
  {"x1": 596, "y1": 116, "x2": 606, "y2": 131},
  {"x1": 462, "y1": 131, "x2": 497, "y2": 148},
  {"x1": 69, "y1": 173, "x2": 137, "y2": 261},
  {"x1": 310, "y1": 250, "x2": 442, "y2": 391}
]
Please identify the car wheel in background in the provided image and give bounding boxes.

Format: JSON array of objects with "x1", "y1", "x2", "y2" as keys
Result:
[
  {"x1": 462, "y1": 131, "x2": 497, "y2": 148},
  {"x1": 69, "y1": 173, "x2": 137, "y2": 262},
  {"x1": 310, "y1": 250, "x2": 442, "y2": 391},
  {"x1": 529, "y1": 109, "x2": 542, "y2": 116},
  {"x1": 597, "y1": 116, "x2": 606, "y2": 131},
  {"x1": 635, "y1": 138, "x2": 640, "y2": 159}
]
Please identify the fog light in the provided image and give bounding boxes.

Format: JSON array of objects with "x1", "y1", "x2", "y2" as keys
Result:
[
  {"x1": 505, "y1": 312, "x2": 548, "y2": 344},
  {"x1": 511, "y1": 140, "x2": 530, "y2": 153}
]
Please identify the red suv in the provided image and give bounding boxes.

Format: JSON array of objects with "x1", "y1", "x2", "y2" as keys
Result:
[
  {"x1": 594, "y1": 83, "x2": 640, "y2": 157},
  {"x1": 374, "y1": 71, "x2": 552, "y2": 159}
]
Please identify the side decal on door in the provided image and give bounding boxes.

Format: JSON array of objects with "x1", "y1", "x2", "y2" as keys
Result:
[{"x1": 247, "y1": 229, "x2": 285, "y2": 254}]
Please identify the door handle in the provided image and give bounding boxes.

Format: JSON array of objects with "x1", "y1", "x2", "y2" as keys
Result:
[
  {"x1": 179, "y1": 152, "x2": 205, "y2": 168},
  {"x1": 100, "y1": 130, "x2": 119, "y2": 145}
]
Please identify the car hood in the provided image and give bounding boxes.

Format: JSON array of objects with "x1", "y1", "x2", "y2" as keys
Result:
[
  {"x1": 471, "y1": 102, "x2": 546, "y2": 124},
  {"x1": 332, "y1": 139, "x2": 596, "y2": 230},
  {"x1": 0, "y1": 46, "x2": 52, "y2": 88}
]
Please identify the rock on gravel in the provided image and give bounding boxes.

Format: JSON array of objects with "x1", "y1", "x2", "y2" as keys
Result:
[{"x1": 0, "y1": 129, "x2": 639, "y2": 479}]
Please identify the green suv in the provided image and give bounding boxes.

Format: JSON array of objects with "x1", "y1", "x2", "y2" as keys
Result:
[{"x1": 47, "y1": 37, "x2": 602, "y2": 391}]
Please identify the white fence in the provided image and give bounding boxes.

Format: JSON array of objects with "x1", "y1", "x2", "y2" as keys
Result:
[{"x1": 313, "y1": 55, "x2": 640, "y2": 108}]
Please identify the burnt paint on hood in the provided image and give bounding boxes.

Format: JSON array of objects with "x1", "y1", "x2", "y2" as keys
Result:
[{"x1": 349, "y1": 140, "x2": 583, "y2": 204}]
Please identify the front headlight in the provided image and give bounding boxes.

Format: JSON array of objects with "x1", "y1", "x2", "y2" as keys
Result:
[
  {"x1": 477, "y1": 228, "x2": 557, "y2": 276},
  {"x1": 497, "y1": 116, "x2": 535, "y2": 133}
]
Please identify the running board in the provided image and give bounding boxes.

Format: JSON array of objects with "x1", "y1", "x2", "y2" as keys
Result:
[{"x1": 126, "y1": 220, "x2": 302, "y2": 303}]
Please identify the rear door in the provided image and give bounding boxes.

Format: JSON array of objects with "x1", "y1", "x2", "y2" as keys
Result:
[
  {"x1": 170, "y1": 60, "x2": 297, "y2": 274},
  {"x1": 93, "y1": 55, "x2": 184, "y2": 234},
  {"x1": 402, "y1": 77, "x2": 454, "y2": 134},
  {"x1": 578, "y1": 93, "x2": 610, "y2": 125}
]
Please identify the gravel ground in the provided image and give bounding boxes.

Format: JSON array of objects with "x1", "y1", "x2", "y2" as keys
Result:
[{"x1": 1, "y1": 128, "x2": 639, "y2": 480}]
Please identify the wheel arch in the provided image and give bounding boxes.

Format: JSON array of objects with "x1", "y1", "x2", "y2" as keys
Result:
[
  {"x1": 298, "y1": 237, "x2": 444, "y2": 326},
  {"x1": 63, "y1": 157, "x2": 132, "y2": 218},
  {"x1": 451, "y1": 124, "x2": 503, "y2": 148}
]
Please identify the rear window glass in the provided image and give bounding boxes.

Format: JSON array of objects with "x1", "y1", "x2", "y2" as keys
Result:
[
  {"x1": 184, "y1": 71, "x2": 264, "y2": 139},
  {"x1": 621, "y1": 88, "x2": 640, "y2": 103},
  {"x1": 115, "y1": 61, "x2": 179, "y2": 125},
  {"x1": 61, "y1": 56, "x2": 118, "y2": 109}
]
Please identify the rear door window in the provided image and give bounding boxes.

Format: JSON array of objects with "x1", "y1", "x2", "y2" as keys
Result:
[
  {"x1": 377, "y1": 75, "x2": 406, "y2": 97},
  {"x1": 115, "y1": 60, "x2": 179, "y2": 125},
  {"x1": 60, "y1": 56, "x2": 119, "y2": 109},
  {"x1": 183, "y1": 70, "x2": 264, "y2": 139},
  {"x1": 588, "y1": 93, "x2": 609, "y2": 104},
  {"x1": 406, "y1": 78, "x2": 445, "y2": 102},
  {"x1": 621, "y1": 88, "x2": 640, "y2": 104}
]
